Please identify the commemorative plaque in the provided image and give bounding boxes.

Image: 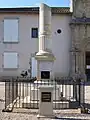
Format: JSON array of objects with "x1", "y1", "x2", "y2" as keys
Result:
[{"x1": 41, "y1": 92, "x2": 51, "y2": 102}]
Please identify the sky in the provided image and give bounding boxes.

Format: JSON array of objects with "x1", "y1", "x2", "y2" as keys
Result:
[{"x1": 0, "y1": 0, "x2": 70, "y2": 8}]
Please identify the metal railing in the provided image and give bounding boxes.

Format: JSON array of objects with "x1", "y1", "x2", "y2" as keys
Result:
[{"x1": 3, "y1": 77, "x2": 82, "y2": 111}]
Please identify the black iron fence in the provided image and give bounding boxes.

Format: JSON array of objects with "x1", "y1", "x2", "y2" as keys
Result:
[{"x1": 3, "y1": 77, "x2": 84, "y2": 111}]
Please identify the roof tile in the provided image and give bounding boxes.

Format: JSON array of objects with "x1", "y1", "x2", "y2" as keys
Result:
[{"x1": 0, "y1": 7, "x2": 71, "y2": 14}]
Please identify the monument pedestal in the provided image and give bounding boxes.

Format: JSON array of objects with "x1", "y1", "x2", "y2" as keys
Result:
[
  {"x1": 37, "y1": 86, "x2": 55, "y2": 118},
  {"x1": 35, "y1": 50, "x2": 55, "y2": 80}
]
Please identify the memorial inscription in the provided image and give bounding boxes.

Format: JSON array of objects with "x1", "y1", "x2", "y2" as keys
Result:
[{"x1": 41, "y1": 92, "x2": 51, "y2": 102}]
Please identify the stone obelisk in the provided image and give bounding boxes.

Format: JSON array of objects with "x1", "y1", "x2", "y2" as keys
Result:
[{"x1": 35, "y1": 3, "x2": 55, "y2": 80}]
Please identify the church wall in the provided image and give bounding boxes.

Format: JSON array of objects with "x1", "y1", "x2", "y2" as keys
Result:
[{"x1": 73, "y1": 0, "x2": 90, "y2": 18}]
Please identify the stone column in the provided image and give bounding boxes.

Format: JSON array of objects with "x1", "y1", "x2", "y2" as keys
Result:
[
  {"x1": 70, "y1": 0, "x2": 73, "y2": 12},
  {"x1": 39, "y1": 3, "x2": 52, "y2": 52},
  {"x1": 35, "y1": 3, "x2": 55, "y2": 80},
  {"x1": 36, "y1": 3, "x2": 54, "y2": 55}
]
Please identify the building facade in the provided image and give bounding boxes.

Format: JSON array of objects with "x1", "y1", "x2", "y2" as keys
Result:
[
  {"x1": 0, "y1": 0, "x2": 89, "y2": 79},
  {"x1": 70, "y1": 0, "x2": 90, "y2": 80},
  {"x1": 0, "y1": 7, "x2": 71, "y2": 78}
]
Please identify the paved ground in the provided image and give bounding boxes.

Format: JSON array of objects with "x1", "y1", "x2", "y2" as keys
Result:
[{"x1": 1, "y1": 82, "x2": 90, "y2": 120}]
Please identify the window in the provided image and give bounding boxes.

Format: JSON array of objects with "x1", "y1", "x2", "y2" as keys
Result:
[
  {"x1": 31, "y1": 28, "x2": 38, "y2": 38},
  {"x1": 3, "y1": 52, "x2": 18, "y2": 68},
  {"x1": 57, "y1": 29, "x2": 62, "y2": 34},
  {"x1": 4, "y1": 19, "x2": 19, "y2": 42}
]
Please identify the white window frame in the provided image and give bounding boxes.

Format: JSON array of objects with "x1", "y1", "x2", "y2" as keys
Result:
[
  {"x1": 3, "y1": 18, "x2": 19, "y2": 43},
  {"x1": 3, "y1": 52, "x2": 19, "y2": 69}
]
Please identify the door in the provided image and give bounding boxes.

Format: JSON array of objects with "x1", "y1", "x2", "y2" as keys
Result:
[{"x1": 86, "y1": 52, "x2": 90, "y2": 80}]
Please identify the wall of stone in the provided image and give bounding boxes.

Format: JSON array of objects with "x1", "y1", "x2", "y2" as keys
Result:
[{"x1": 72, "y1": 0, "x2": 90, "y2": 18}]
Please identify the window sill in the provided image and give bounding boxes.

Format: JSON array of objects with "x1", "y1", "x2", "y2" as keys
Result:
[
  {"x1": 3, "y1": 41, "x2": 19, "y2": 44},
  {"x1": 31, "y1": 37, "x2": 38, "y2": 39}
]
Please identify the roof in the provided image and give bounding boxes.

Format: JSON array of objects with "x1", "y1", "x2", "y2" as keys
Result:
[
  {"x1": 0, "y1": 7, "x2": 71, "y2": 14},
  {"x1": 52, "y1": 7, "x2": 70, "y2": 14}
]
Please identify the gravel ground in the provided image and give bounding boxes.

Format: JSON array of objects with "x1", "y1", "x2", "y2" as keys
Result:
[
  {"x1": 1, "y1": 109, "x2": 90, "y2": 120},
  {"x1": 1, "y1": 82, "x2": 90, "y2": 120}
]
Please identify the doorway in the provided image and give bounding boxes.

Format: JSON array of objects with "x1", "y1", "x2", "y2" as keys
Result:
[{"x1": 86, "y1": 52, "x2": 90, "y2": 80}]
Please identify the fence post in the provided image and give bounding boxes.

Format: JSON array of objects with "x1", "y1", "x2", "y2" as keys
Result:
[
  {"x1": 5, "y1": 80, "x2": 6, "y2": 109},
  {"x1": 79, "y1": 79, "x2": 85, "y2": 108}
]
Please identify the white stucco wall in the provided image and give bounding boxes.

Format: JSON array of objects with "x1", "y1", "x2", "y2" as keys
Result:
[
  {"x1": 0, "y1": 13, "x2": 71, "y2": 77},
  {"x1": 52, "y1": 14, "x2": 71, "y2": 77},
  {"x1": 0, "y1": 13, "x2": 39, "y2": 76}
]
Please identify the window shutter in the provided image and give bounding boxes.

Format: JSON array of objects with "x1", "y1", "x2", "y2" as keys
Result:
[
  {"x1": 3, "y1": 52, "x2": 18, "y2": 68},
  {"x1": 4, "y1": 19, "x2": 19, "y2": 42}
]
